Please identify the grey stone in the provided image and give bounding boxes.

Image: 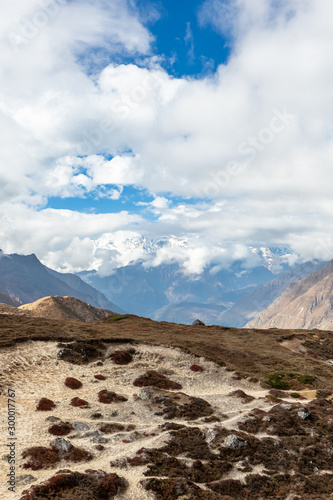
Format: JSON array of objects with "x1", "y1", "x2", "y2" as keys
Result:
[
  {"x1": 138, "y1": 388, "x2": 154, "y2": 401},
  {"x1": 262, "y1": 416, "x2": 271, "y2": 422},
  {"x1": 72, "y1": 422, "x2": 90, "y2": 431},
  {"x1": 224, "y1": 434, "x2": 248, "y2": 449},
  {"x1": 280, "y1": 404, "x2": 292, "y2": 410},
  {"x1": 51, "y1": 438, "x2": 72, "y2": 456},
  {"x1": 81, "y1": 430, "x2": 99, "y2": 438},
  {"x1": 192, "y1": 319, "x2": 205, "y2": 326},
  {"x1": 206, "y1": 429, "x2": 218, "y2": 443},
  {"x1": 45, "y1": 416, "x2": 61, "y2": 423},
  {"x1": 16, "y1": 475, "x2": 36, "y2": 485},
  {"x1": 298, "y1": 408, "x2": 311, "y2": 420},
  {"x1": 92, "y1": 436, "x2": 109, "y2": 444},
  {"x1": 113, "y1": 433, "x2": 127, "y2": 441}
]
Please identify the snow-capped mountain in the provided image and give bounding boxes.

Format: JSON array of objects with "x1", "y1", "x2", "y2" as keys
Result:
[{"x1": 78, "y1": 245, "x2": 302, "y2": 324}]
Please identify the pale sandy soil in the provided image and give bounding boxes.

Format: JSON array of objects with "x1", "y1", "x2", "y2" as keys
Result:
[{"x1": 0, "y1": 341, "x2": 316, "y2": 500}]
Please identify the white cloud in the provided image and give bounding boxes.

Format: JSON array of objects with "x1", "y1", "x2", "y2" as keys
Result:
[{"x1": 1, "y1": 0, "x2": 333, "y2": 273}]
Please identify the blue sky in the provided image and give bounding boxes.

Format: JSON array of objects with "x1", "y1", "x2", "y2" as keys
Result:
[
  {"x1": 144, "y1": 0, "x2": 230, "y2": 77},
  {"x1": 47, "y1": 0, "x2": 231, "y2": 217},
  {"x1": 1, "y1": 0, "x2": 333, "y2": 273}
]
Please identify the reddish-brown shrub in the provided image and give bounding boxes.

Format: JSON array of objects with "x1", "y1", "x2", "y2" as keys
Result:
[
  {"x1": 36, "y1": 398, "x2": 56, "y2": 411},
  {"x1": 127, "y1": 456, "x2": 148, "y2": 466},
  {"x1": 22, "y1": 446, "x2": 60, "y2": 470},
  {"x1": 67, "y1": 446, "x2": 92, "y2": 463},
  {"x1": 111, "y1": 350, "x2": 134, "y2": 365},
  {"x1": 94, "y1": 374, "x2": 106, "y2": 380},
  {"x1": 65, "y1": 377, "x2": 83, "y2": 389},
  {"x1": 19, "y1": 470, "x2": 126, "y2": 500},
  {"x1": 70, "y1": 397, "x2": 90, "y2": 408},
  {"x1": 48, "y1": 422, "x2": 74, "y2": 436},
  {"x1": 133, "y1": 370, "x2": 182, "y2": 390},
  {"x1": 98, "y1": 390, "x2": 128, "y2": 404},
  {"x1": 190, "y1": 364, "x2": 204, "y2": 372},
  {"x1": 99, "y1": 423, "x2": 125, "y2": 433}
]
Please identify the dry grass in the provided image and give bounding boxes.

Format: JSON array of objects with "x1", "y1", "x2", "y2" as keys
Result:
[{"x1": 0, "y1": 314, "x2": 333, "y2": 390}]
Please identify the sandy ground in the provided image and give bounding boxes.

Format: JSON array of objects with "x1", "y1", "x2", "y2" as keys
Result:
[{"x1": 0, "y1": 340, "x2": 314, "y2": 500}]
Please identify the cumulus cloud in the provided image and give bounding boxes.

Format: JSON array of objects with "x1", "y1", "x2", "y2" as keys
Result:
[{"x1": 0, "y1": 0, "x2": 333, "y2": 273}]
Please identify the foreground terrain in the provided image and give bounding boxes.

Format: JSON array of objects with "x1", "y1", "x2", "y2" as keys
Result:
[{"x1": 0, "y1": 313, "x2": 333, "y2": 499}]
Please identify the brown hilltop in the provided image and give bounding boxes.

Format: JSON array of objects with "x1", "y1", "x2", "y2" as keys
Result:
[{"x1": 17, "y1": 295, "x2": 117, "y2": 322}]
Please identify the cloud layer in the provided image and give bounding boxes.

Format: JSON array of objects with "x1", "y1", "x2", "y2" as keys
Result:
[{"x1": 1, "y1": 0, "x2": 333, "y2": 273}]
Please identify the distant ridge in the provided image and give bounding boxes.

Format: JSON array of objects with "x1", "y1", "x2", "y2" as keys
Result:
[
  {"x1": 0, "y1": 290, "x2": 20, "y2": 307},
  {"x1": 247, "y1": 260, "x2": 333, "y2": 330},
  {"x1": 221, "y1": 260, "x2": 327, "y2": 327}
]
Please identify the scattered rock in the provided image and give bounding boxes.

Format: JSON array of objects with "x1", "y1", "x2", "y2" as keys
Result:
[
  {"x1": 72, "y1": 421, "x2": 90, "y2": 431},
  {"x1": 16, "y1": 475, "x2": 36, "y2": 485},
  {"x1": 192, "y1": 319, "x2": 205, "y2": 326},
  {"x1": 298, "y1": 408, "x2": 311, "y2": 420},
  {"x1": 45, "y1": 416, "x2": 61, "y2": 423},
  {"x1": 224, "y1": 435, "x2": 248, "y2": 449},
  {"x1": 51, "y1": 438, "x2": 73, "y2": 456},
  {"x1": 81, "y1": 430, "x2": 100, "y2": 438},
  {"x1": 206, "y1": 429, "x2": 218, "y2": 443},
  {"x1": 92, "y1": 436, "x2": 109, "y2": 444},
  {"x1": 137, "y1": 387, "x2": 155, "y2": 400}
]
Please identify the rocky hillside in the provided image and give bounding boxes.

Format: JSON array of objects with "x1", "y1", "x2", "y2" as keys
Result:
[
  {"x1": 247, "y1": 260, "x2": 333, "y2": 330},
  {"x1": 222, "y1": 260, "x2": 327, "y2": 328},
  {"x1": 0, "y1": 313, "x2": 333, "y2": 499},
  {"x1": 0, "y1": 290, "x2": 20, "y2": 307}
]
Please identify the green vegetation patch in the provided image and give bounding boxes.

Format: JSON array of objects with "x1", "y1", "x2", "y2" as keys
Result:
[
  {"x1": 290, "y1": 393, "x2": 301, "y2": 398},
  {"x1": 106, "y1": 315, "x2": 129, "y2": 322},
  {"x1": 265, "y1": 372, "x2": 316, "y2": 391},
  {"x1": 265, "y1": 373, "x2": 291, "y2": 390},
  {"x1": 297, "y1": 374, "x2": 315, "y2": 385}
]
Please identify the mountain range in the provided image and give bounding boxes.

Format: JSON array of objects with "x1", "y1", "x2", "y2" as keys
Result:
[
  {"x1": 78, "y1": 247, "x2": 297, "y2": 325},
  {"x1": 0, "y1": 249, "x2": 331, "y2": 329},
  {"x1": 0, "y1": 250, "x2": 123, "y2": 313}
]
